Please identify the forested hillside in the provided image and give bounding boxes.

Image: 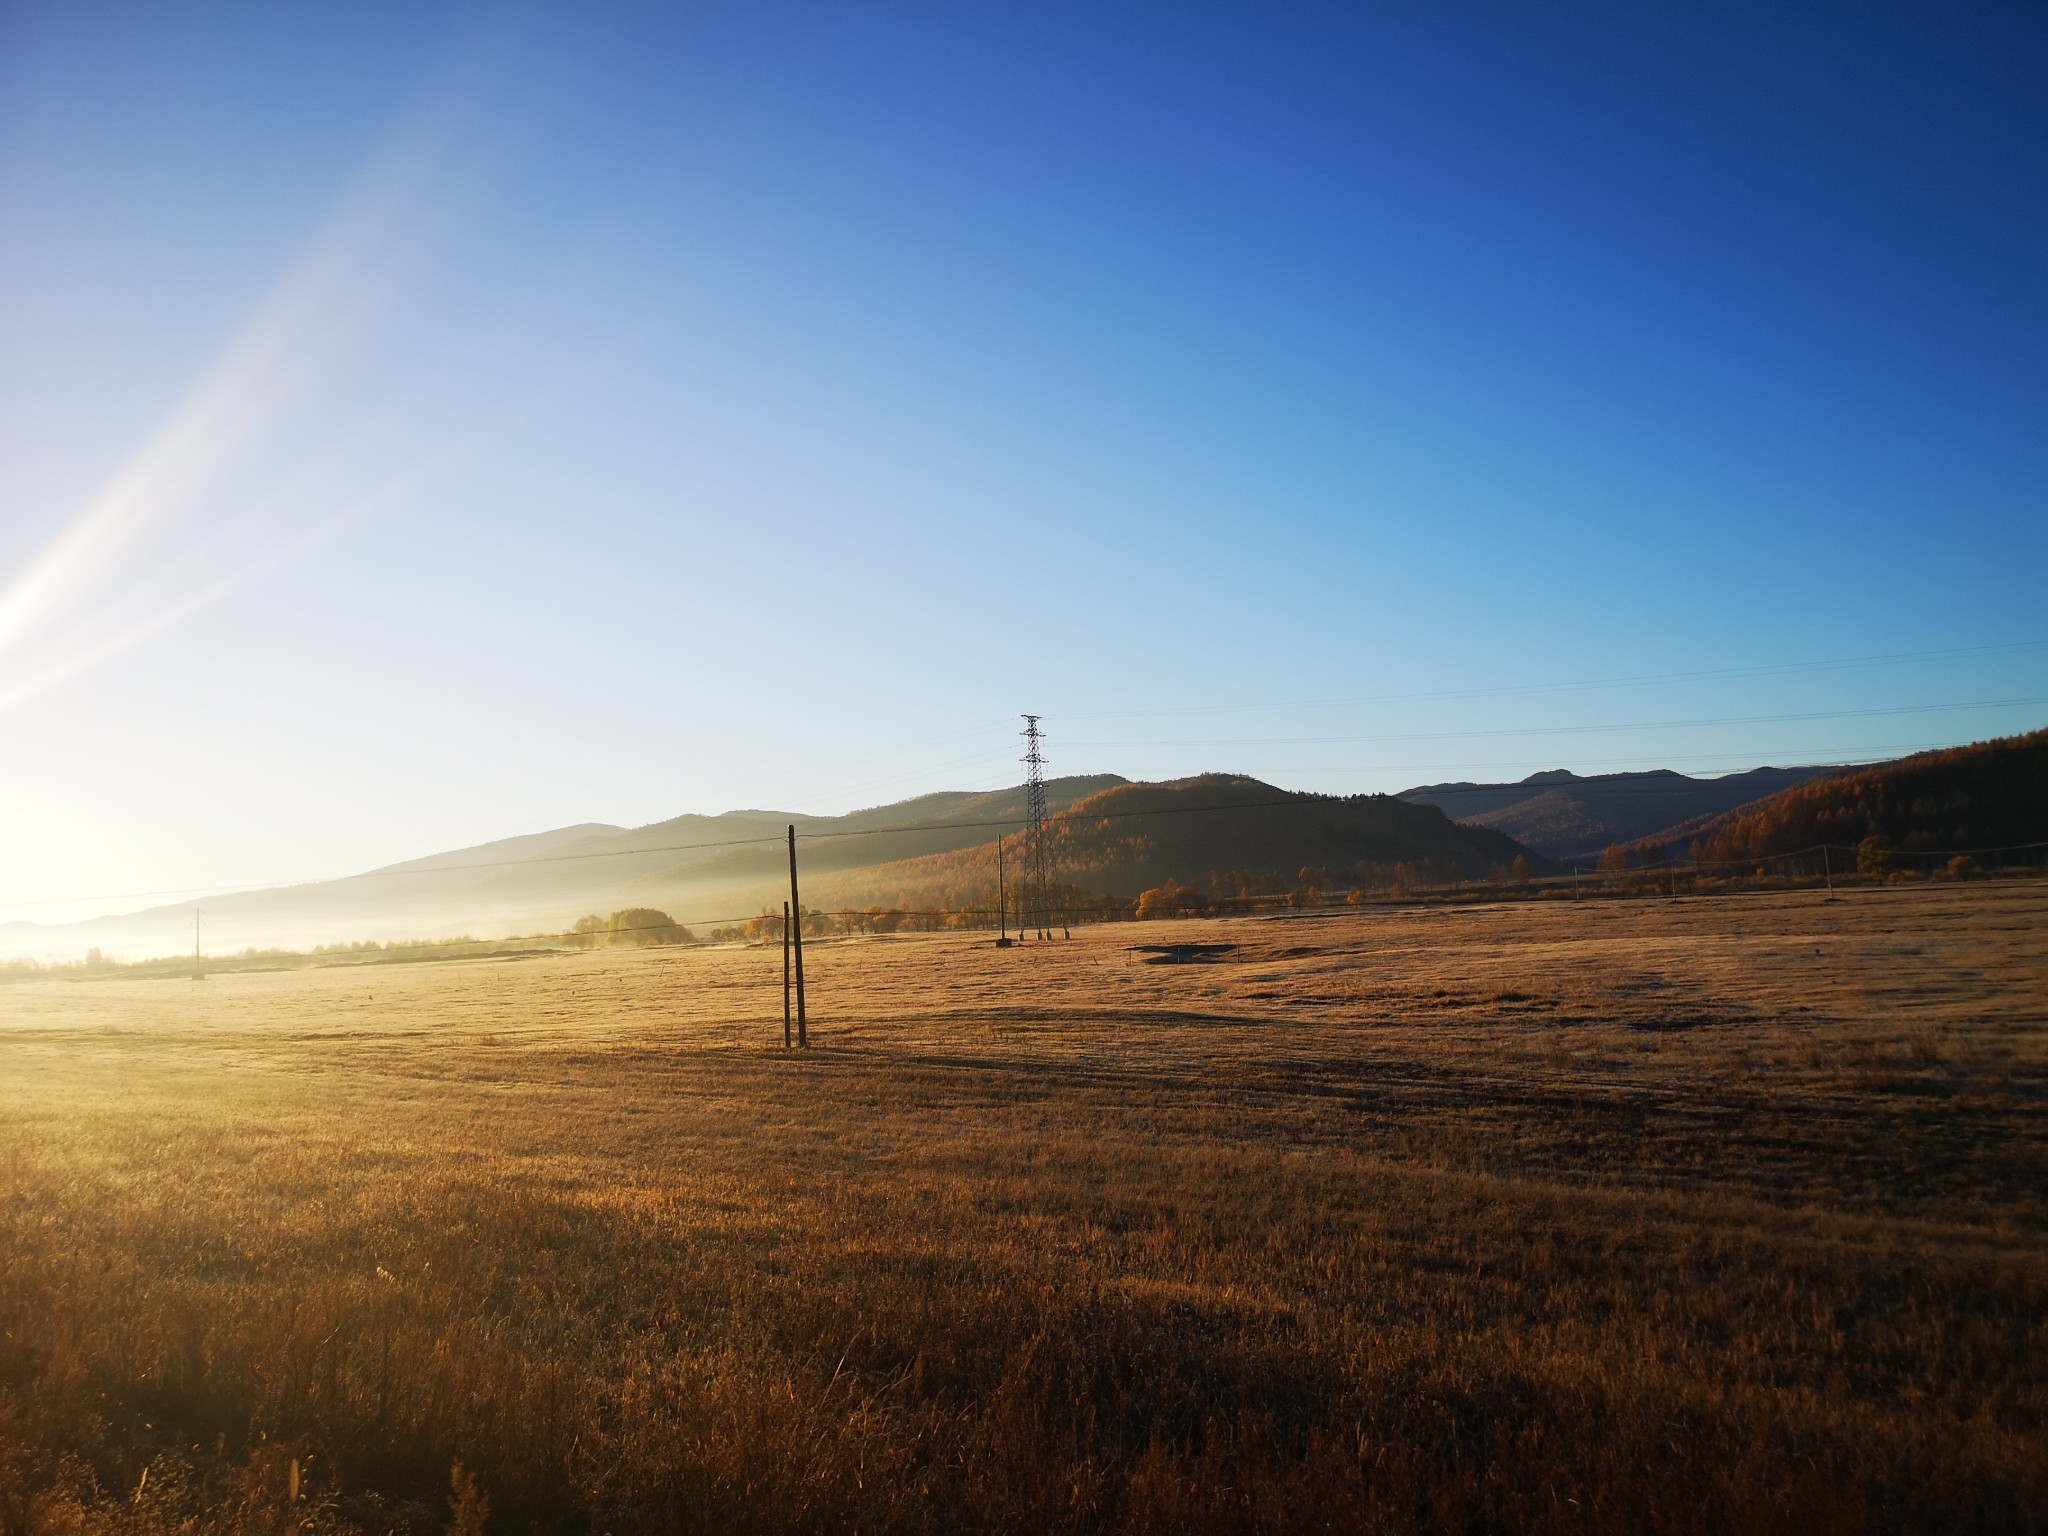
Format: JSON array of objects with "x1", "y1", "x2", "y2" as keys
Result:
[
  {"x1": 1682, "y1": 730, "x2": 2048, "y2": 865},
  {"x1": 812, "y1": 774, "x2": 1544, "y2": 913},
  {"x1": 1401, "y1": 764, "x2": 1846, "y2": 858}
]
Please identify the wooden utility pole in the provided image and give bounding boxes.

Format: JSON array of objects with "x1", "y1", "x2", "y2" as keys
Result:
[
  {"x1": 996, "y1": 835, "x2": 1011, "y2": 947},
  {"x1": 782, "y1": 900, "x2": 792, "y2": 1048},
  {"x1": 787, "y1": 825, "x2": 808, "y2": 1047},
  {"x1": 1822, "y1": 844, "x2": 1835, "y2": 899}
]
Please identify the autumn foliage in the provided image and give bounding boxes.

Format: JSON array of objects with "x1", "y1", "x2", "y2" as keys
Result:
[{"x1": 1688, "y1": 729, "x2": 2048, "y2": 866}]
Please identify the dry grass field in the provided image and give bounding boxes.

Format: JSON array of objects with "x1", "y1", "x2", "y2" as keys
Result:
[{"x1": 2, "y1": 883, "x2": 2045, "y2": 1534}]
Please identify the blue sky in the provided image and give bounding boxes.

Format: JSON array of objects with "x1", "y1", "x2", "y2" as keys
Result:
[{"x1": 1, "y1": 3, "x2": 2043, "y2": 921}]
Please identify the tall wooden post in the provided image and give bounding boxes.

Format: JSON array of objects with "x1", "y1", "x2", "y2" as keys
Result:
[
  {"x1": 787, "y1": 825, "x2": 808, "y2": 1047},
  {"x1": 782, "y1": 900, "x2": 792, "y2": 1048}
]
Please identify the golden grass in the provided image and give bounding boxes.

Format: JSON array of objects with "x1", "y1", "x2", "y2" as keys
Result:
[{"x1": 2, "y1": 883, "x2": 2044, "y2": 1533}]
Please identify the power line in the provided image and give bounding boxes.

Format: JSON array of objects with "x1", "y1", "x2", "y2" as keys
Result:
[
  {"x1": 0, "y1": 788, "x2": 1359, "y2": 912},
  {"x1": 1061, "y1": 694, "x2": 2048, "y2": 751},
  {"x1": 1308, "y1": 741, "x2": 1963, "y2": 774},
  {"x1": 1403, "y1": 762, "x2": 1867, "y2": 802},
  {"x1": 1060, "y1": 639, "x2": 2048, "y2": 721},
  {"x1": 5, "y1": 724, "x2": 2038, "y2": 917},
  {"x1": 0, "y1": 792, "x2": 1399, "y2": 919}
]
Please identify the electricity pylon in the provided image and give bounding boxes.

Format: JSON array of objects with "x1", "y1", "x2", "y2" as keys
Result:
[{"x1": 1021, "y1": 715, "x2": 1056, "y2": 939}]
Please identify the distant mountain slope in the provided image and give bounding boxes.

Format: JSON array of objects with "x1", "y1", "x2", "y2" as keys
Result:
[
  {"x1": 1, "y1": 775, "x2": 1128, "y2": 962},
  {"x1": 1400, "y1": 764, "x2": 1848, "y2": 859},
  {"x1": 816, "y1": 774, "x2": 1544, "y2": 911},
  {"x1": 370, "y1": 822, "x2": 631, "y2": 873},
  {"x1": 1679, "y1": 730, "x2": 2048, "y2": 863}
]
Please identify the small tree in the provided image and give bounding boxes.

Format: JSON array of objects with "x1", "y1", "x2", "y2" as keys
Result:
[
  {"x1": 1857, "y1": 835, "x2": 1896, "y2": 878},
  {"x1": 607, "y1": 908, "x2": 691, "y2": 946},
  {"x1": 1136, "y1": 880, "x2": 1210, "y2": 919}
]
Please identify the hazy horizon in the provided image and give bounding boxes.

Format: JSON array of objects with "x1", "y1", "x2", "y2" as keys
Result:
[
  {"x1": 4, "y1": 737, "x2": 2032, "y2": 959},
  {"x1": 0, "y1": 743, "x2": 1948, "y2": 932}
]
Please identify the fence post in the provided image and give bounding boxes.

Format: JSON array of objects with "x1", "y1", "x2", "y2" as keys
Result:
[{"x1": 788, "y1": 826, "x2": 808, "y2": 1047}]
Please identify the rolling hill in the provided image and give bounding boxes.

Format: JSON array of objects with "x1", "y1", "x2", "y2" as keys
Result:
[
  {"x1": 1671, "y1": 729, "x2": 2048, "y2": 866},
  {"x1": 0, "y1": 776, "x2": 1128, "y2": 962},
  {"x1": 1399, "y1": 764, "x2": 1849, "y2": 859},
  {"x1": 2, "y1": 770, "x2": 1540, "y2": 962},
  {"x1": 812, "y1": 774, "x2": 1545, "y2": 913}
]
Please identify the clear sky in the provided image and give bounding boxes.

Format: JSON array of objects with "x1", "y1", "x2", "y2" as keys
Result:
[{"x1": 2, "y1": 3, "x2": 2044, "y2": 924}]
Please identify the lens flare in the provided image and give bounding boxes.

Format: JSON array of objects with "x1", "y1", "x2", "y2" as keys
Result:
[{"x1": 0, "y1": 125, "x2": 457, "y2": 715}]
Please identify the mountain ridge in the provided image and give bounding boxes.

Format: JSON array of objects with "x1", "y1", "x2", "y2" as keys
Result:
[
  {"x1": 1, "y1": 770, "x2": 1527, "y2": 961},
  {"x1": 0, "y1": 775, "x2": 1132, "y2": 962},
  {"x1": 1399, "y1": 763, "x2": 1852, "y2": 859}
]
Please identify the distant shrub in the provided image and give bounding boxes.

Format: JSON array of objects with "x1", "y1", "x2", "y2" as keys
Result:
[
  {"x1": 585, "y1": 908, "x2": 693, "y2": 947},
  {"x1": 1135, "y1": 880, "x2": 1210, "y2": 919}
]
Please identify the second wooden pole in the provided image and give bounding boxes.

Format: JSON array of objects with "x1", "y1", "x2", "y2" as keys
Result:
[{"x1": 787, "y1": 824, "x2": 808, "y2": 1047}]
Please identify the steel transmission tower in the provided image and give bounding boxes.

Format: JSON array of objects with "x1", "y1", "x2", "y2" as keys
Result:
[{"x1": 1021, "y1": 715, "x2": 1055, "y2": 939}]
